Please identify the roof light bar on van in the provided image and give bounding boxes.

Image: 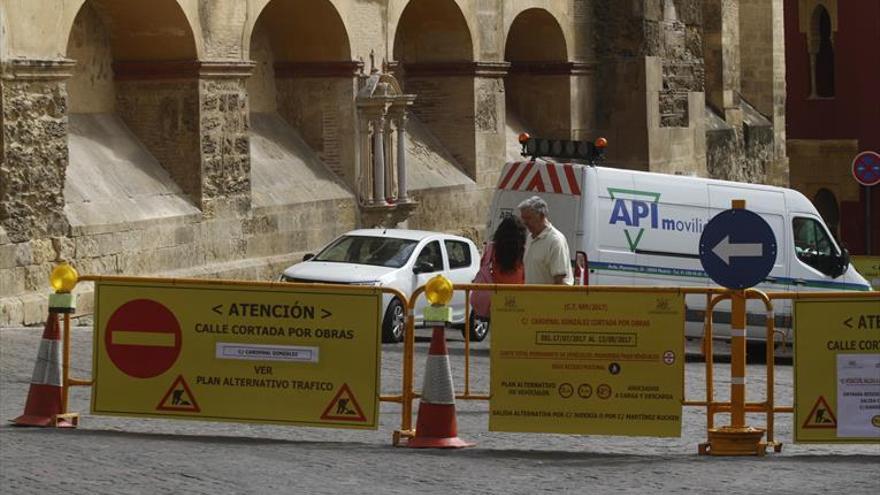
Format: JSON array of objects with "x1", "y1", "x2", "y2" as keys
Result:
[{"x1": 520, "y1": 136, "x2": 607, "y2": 165}]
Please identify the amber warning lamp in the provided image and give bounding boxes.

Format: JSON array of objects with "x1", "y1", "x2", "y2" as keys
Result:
[{"x1": 520, "y1": 135, "x2": 608, "y2": 166}]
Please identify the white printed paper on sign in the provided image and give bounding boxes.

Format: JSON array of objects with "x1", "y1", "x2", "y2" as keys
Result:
[{"x1": 836, "y1": 354, "x2": 880, "y2": 438}]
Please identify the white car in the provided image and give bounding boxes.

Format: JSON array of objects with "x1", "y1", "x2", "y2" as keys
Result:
[{"x1": 280, "y1": 229, "x2": 483, "y2": 343}]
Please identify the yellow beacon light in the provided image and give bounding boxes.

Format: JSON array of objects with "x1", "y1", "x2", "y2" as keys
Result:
[
  {"x1": 425, "y1": 275, "x2": 453, "y2": 306},
  {"x1": 50, "y1": 262, "x2": 79, "y2": 293}
]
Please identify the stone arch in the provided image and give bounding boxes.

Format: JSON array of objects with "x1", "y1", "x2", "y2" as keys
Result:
[
  {"x1": 247, "y1": 0, "x2": 360, "y2": 197},
  {"x1": 504, "y1": 8, "x2": 571, "y2": 142},
  {"x1": 65, "y1": 0, "x2": 198, "y2": 62},
  {"x1": 393, "y1": 0, "x2": 477, "y2": 178},
  {"x1": 393, "y1": 0, "x2": 474, "y2": 63},
  {"x1": 249, "y1": 0, "x2": 351, "y2": 63},
  {"x1": 798, "y1": 0, "x2": 838, "y2": 98},
  {"x1": 64, "y1": 0, "x2": 203, "y2": 214}
]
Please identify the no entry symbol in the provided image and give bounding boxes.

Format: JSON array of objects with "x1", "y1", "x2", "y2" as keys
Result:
[{"x1": 105, "y1": 299, "x2": 182, "y2": 378}]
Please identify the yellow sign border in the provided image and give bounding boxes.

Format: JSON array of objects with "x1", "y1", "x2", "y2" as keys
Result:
[
  {"x1": 91, "y1": 279, "x2": 382, "y2": 429},
  {"x1": 794, "y1": 298, "x2": 880, "y2": 443}
]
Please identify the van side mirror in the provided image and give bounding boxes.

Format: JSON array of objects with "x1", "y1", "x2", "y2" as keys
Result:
[
  {"x1": 413, "y1": 260, "x2": 434, "y2": 274},
  {"x1": 302, "y1": 253, "x2": 315, "y2": 262},
  {"x1": 832, "y1": 249, "x2": 850, "y2": 278}
]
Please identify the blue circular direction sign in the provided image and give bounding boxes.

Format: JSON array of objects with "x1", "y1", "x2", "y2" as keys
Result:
[{"x1": 699, "y1": 208, "x2": 777, "y2": 289}]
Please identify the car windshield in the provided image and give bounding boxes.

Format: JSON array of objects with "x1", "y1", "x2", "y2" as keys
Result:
[{"x1": 313, "y1": 235, "x2": 419, "y2": 268}]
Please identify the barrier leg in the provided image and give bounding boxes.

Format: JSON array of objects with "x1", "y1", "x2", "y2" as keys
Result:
[{"x1": 703, "y1": 290, "x2": 766, "y2": 455}]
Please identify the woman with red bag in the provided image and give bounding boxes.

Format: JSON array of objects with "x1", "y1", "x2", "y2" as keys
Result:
[{"x1": 467, "y1": 215, "x2": 526, "y2": 341}]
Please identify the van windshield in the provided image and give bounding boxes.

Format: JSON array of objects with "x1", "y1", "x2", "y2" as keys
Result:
[{"x1": 314, "y1": 236, "x2": 418, "y2": 268}]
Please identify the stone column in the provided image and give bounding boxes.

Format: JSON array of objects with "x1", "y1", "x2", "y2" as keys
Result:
[
  {"x1": 473, "y1": 63, "x2": 509, "y2": 186},
  {"x1": 395, "y1": 112, "x2": 408, "y2": 202},
  {"x1": 372, "y1": 115, "x2": 386, "y2": 205},
  {"x1": 0, "y1": 59, "x2": 75, "y2": 242},
  {"x1": 703, "y1": 0, "x2": 742, "y2": 126},
  {"x1": 358, "y1": 115, "x2": 372, "y2": 204},
  {"x1": 198, "y1": 62, "x2": 255, "y2": 217},
  {"x1": 383, "y1": 114, "x2": 395, "y2": 201}
]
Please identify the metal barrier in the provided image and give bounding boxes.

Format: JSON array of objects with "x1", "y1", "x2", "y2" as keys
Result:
[
  {"x1": 394, "y1": 282, "x2": 880, "y2": 454},
  {"x1": 33, "y1": 270, "x2": 879, "y2": 453}
]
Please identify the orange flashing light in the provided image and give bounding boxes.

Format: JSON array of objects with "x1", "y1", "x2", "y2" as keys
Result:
[
  {"x1": 594, "y1": 137, "x2": 608, "y2": 149},
  {"x1": 518, "y1": 132, "x2": 531, "y2": 144}
]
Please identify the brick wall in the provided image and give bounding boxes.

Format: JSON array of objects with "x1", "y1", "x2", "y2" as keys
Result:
[
  {"x1": 116, "y1": 79, "x2": 201, "y2": 207},
  {"x1": 404, "y1": 75, "x2": 476, "y2": 179},
  {"x1": 276, "y1": 77, "x2": 357, "y2": 188}
]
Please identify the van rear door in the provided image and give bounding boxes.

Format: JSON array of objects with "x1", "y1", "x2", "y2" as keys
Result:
[{"x1": 488, "y1": 160, "x2": 582, "y2": 251}]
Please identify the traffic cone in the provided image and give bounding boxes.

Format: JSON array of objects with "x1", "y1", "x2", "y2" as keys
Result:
[
  {"x1": 13, "y1": 313, "x2": 74, "y2": 427},
  {"x1": 408, "y1": 326, "x2": 473, "y2": 448}
]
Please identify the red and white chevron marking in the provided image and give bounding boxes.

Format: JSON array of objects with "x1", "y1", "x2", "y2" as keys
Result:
[{"x1": 497, "y1": 161, "x2": 582, "y2": 195}]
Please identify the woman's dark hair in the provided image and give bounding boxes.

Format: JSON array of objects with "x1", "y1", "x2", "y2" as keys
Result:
[{"x1": 492, "y1": 215, "x2": 526, "y2": 273}]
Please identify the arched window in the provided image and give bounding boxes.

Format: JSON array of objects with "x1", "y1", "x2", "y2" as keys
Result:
[{"x1": 812, "y1": 6, "x2": 835, "y2": 97}]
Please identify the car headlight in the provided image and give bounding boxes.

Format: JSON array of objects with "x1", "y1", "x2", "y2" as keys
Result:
[{"x1": 350, "y1": 281, "x2": 381, "y2": 286}]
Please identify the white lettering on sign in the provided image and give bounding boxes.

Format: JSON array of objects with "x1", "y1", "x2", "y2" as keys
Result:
[{"x1": 215, "y1": 343, "x2": 319, "y2": 363}]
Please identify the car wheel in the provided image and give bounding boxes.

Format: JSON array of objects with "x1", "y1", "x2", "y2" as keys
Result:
[
  {"x1": 463, "y1": 311, "x2": 489, "y2": 342},
  {"x1": 382, "y1": 298, "x2": 406, "y2": 343}
]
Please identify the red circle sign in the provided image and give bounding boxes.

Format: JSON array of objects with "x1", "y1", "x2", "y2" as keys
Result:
[
  {"x1": 852, "y1": 151, "x2": 880, "y2": 187},
  {"x1": 105, "y1": 299, "x2": 182, "y2": 378}
]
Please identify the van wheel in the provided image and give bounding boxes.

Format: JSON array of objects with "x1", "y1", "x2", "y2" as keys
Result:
[
  {"x1": 462, "y1": 312, "x2": 489, "y2": 342},
  {"x1": 382, "y1": 298, "x2": 406, "y2": 343}
]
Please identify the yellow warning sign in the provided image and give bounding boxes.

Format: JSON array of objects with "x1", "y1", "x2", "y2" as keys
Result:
[
  {"x1": 157, "y1": 375, "x2": 200, "y2": 413},
  {"x1": 851, "y1": 256, "x2": 880, "y2": 289},
  {"x1": 794, "y1": 299, "x2": 880, "y2": 443},
  {"x1": 91, "y1": 279, "x2": 381, "y2": 429},
  {"x1": 320, "y1": 383, "x2": 366, "y2": 422},
  {"x1": 489, "y1": 290, "x2": 684, "y2": 437},
  {"x1": 802, "y1": 396, "x2": 836, "y2": 429}
]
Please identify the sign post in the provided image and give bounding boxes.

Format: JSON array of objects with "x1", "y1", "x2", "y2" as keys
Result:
[
  {"x1": 852, "y1": 151, "x2": 880, "y2": 254},
  {"x1": 698, "y1": 200, "x2": 778, "y2": 455}
]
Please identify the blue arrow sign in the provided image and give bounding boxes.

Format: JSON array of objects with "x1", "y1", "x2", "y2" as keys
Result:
[{"x1": 699, "y1": 208, "x2": 777, "y2": 289}]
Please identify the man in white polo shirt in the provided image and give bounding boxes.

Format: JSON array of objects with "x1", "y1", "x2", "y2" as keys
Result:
[{"x1": 518, "y1": 196, "x2": 574, "y2": 285}]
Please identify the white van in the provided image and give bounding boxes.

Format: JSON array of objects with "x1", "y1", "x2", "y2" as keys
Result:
[{"x1": 485, "y1": 159, "x2": 873, "y2": 342}]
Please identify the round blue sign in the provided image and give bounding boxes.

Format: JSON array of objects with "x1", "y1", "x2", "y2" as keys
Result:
[
  {"x1": 852, "y1": 151, "x2": 880, "y2": 187},
  {"x1": 699, "y1": 208, "x2": 777, "y2": 289}
]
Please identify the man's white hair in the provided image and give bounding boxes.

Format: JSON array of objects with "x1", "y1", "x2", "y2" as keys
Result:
[{"x1": 517, "y1": 195, "x2": 549, "y2": 217}]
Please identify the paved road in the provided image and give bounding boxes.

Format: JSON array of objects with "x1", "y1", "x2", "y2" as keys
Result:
[{"x1": 1, "y1": 326, "x2": 877, "y2": 494}]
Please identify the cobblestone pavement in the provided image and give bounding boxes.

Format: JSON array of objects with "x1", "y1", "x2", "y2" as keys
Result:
[{"x1": 1, "y1": 326, "x2": 878, "y2": 495}]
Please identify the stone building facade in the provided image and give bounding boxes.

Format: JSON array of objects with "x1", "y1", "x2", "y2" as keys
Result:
[
  {"x1": 784, "y1": 0, "x2": 880, "y2": 254},
  {"x1": 0, "y1": 0, "x2": 787, "y2": 326}
]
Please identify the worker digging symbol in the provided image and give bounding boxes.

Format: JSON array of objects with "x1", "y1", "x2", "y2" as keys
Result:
[
  {"x1": 171, "y1": 389, "x2": 190, "y2": 407},
  {"x1": 156, "y1": 375, "x2": 200, "y2": 413},
  {"x1": 336, "y1": 398, "x2": 355, "y2": 416},
  {"x1": 320, "y1": 383, "x2": 367, "y2": 422},
  {"x1": 802, "y1": 395, "x2": 837, "y2": 429}
]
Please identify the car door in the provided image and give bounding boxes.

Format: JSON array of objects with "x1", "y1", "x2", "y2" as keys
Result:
[
  {"x1": 412, "y1": 240, "x2": 445, "y2": 317},
  {"x1": 443, "y1": 238, "x2": 476, "y2": 321}
]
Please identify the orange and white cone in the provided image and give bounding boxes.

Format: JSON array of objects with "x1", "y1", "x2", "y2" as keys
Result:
[
  {"x1": 408, "y1": 326, "x2": 473, "y2": 448},
  {"x1": 13, "y1": 313, "x2": 73, "y2": 427}
]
